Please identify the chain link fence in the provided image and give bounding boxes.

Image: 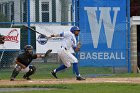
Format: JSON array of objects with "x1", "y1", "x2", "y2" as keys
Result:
[
  {"x1": 0, "y1": 0, "x2": 131, "y2": 80},
  {"x1": 0, "y1": 0, "x2": 75, "y2": 70}
]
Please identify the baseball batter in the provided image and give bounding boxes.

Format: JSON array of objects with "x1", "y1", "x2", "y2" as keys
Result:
[
  {"x1": 10, "y1": 45, "x2": 52, "y2": 81},
  {"x1": 51, "y1": 26, "x2": 85, "y2": 80}
]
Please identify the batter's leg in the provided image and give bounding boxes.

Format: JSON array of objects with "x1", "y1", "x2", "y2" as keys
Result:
[
  {"x1": 73, "y1": 63, "x2": 80, "y2": 76},
  {"x1": 51, "y1": 64, "x2": 67, "y2": 78},
  {"x1": 73, "y1": 63, "x2": 86, "y2": 80}
]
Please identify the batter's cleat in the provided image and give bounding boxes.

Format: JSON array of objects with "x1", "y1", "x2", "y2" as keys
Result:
[
  {"x1": 23, "y1": 75, "x2": 31, "y2": 80},
  {"x1": 51, "y1": 71, "x2": 58, "y2": 78},
  {"x1": 76, "y1": 76, "x2": 86, "y2": 81}
]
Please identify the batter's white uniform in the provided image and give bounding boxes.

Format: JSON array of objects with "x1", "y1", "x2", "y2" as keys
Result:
[{"x1": 57, "y1": 31, "x2": 78, "y2": 67}]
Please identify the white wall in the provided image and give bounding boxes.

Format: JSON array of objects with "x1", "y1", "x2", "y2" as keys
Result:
[
  {"x1": 14, "y1": 0, "x2": 20, "y2": 22},
  {"x1": 35, "y1": 25, "x2": 73, "y2": 53},
  {"x1": 131, "y1": 16, "x2": 140, "y2": 26},
  {"x1": 30, "y1": 0, "x2": 35, "y2": 22},
  {"x1": 56, "y1": 0, "x2": 61, "y2": 22},
  {"x1": 68, "y1": 2, "x2": 72, "y2": 23}
]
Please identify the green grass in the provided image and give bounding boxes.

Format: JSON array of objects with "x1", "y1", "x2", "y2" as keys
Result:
[
  {"x1": 0, "y1": 63, "x2": 114, "y2": 80},
  {"x1": 1, "y1": 83, "x2": 140, "y2": 93},
  {"x1": 1, "y1": 63, "x2": 140, "y2": 93},
  {"x1": 1, "y1": 63, "x2": 140, "y2": 80}
]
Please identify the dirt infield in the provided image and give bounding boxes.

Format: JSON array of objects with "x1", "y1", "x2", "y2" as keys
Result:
[{"x1": 1, "y1": 77, "x2": 140, "y2": 86}]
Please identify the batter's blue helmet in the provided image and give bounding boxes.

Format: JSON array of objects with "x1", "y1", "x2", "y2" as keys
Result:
[{"x1": 70, "y1": 26, "x2": 80, "y2": 33}]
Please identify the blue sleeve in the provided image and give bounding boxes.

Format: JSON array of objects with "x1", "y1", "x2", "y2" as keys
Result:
[
  {"x1": 60, "y1": 32, "x2": 64, "y2": 37},
  {"x1": 73, "y1": 46, "x2": 76, "y2": 50}
]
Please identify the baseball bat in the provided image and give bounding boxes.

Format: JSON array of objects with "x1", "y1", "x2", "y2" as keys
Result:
[{"x1": 23, "y1": 25, "x2": 47, "y2": 36}]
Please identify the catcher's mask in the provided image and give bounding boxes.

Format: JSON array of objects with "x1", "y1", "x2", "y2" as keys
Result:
[{"x1": 24, "y1": 45, "x2": 33, "y2": 54}]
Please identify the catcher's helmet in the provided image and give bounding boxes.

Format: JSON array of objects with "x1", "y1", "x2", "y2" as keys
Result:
[
  {"x1": 24, "y1": 45, "x2": 33, "y2": 53},
  {"x1": 70, "y1": 26, "x2": 80, "y2": 33}
]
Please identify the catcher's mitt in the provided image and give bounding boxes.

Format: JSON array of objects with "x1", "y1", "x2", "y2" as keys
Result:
[{"x1": 45, "y1": 49, "x2": 52, "y2": 57}]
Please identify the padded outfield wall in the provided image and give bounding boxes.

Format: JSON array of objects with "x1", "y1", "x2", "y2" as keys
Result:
[{"x1": 78, "y1": 0, "x2": 130, "y2": 72}]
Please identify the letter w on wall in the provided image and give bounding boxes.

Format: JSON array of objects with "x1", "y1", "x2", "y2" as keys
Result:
[{"x1": 84, "y1": 7, "x2": 120, "y2": 48}]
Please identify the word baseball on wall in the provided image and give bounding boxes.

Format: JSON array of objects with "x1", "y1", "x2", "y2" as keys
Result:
[{"x1": 79, "y1": 0, "x2": 128, "y2": 67}]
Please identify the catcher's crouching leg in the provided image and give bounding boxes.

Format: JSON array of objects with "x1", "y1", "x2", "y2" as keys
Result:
[
  {"x1": 10, "y1": 68, "x2": 20, "y2": 81},
  {"x1": 23, "y1": 66, "x2": 36, "y2": 80}
]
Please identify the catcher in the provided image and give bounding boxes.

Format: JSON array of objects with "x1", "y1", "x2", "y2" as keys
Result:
[
  {"x1": 50, "y1": 26, "x2": 85, "y2": 80},
  {"x1": 10, "y1": 45, "x2": 52, "y2": 81}
]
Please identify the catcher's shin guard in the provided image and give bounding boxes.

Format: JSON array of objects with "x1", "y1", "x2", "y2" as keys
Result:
[
  {"x1": 23, "y1": 66, "x2": 36, "y2": 79},
  {"x1": 10, "y1": 68, "x2": 20, "y2": 80}
]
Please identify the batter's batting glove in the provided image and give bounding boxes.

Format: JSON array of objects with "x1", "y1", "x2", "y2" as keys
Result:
[
  {"x1": 45, "y1": 49, "x2": 52, "y2": 57},
  {"x1": 51, "y1": 34, "x2": 55, "y2": 37},
  {"x1": 77, "y1": 42, "x2": 81, "y2": 48}
]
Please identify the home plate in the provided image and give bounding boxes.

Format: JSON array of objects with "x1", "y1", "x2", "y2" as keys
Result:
[
  {"x1": 40, "y1": 81, "x2": 45, "y2": 82},
  {"x1": 28, "y1": 81, "x2": 33, "y2": 82},
  {"x1": 28, "y1": 80, "x2": 45, "y2": 83}
]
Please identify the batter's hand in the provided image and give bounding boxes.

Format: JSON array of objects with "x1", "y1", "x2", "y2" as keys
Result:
[
  {"x1": 51, "y1": 34, "x2": 55, "y2": 37},
  {"x1": 75, "y1": 47, "x2": 80, "y2": 52},
  {"x1": 77, "y1": 42, "x2": 81, "y2": 48}
]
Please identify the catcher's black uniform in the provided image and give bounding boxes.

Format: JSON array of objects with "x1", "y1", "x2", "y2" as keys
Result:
[
  {"x1": 17, "y1": 53, "x2": 37, "y2": 67},
  {"x1": 10, "y1": 45, "x2": 37, "y2": 81},
  {"x1": 10, "y1": 45, "x2": 52, "y2": 81}
]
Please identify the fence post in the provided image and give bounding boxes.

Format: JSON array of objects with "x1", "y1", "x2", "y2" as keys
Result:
[
  {"x1": 127, "y1": 0, "x2": 131, "y2": 73},
  {"x1": 27, "y1": 0, "x2": 31, "y2": 45},
  {"x1": 75, "y1": 0, "x2": 79, "y2": 26}
]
